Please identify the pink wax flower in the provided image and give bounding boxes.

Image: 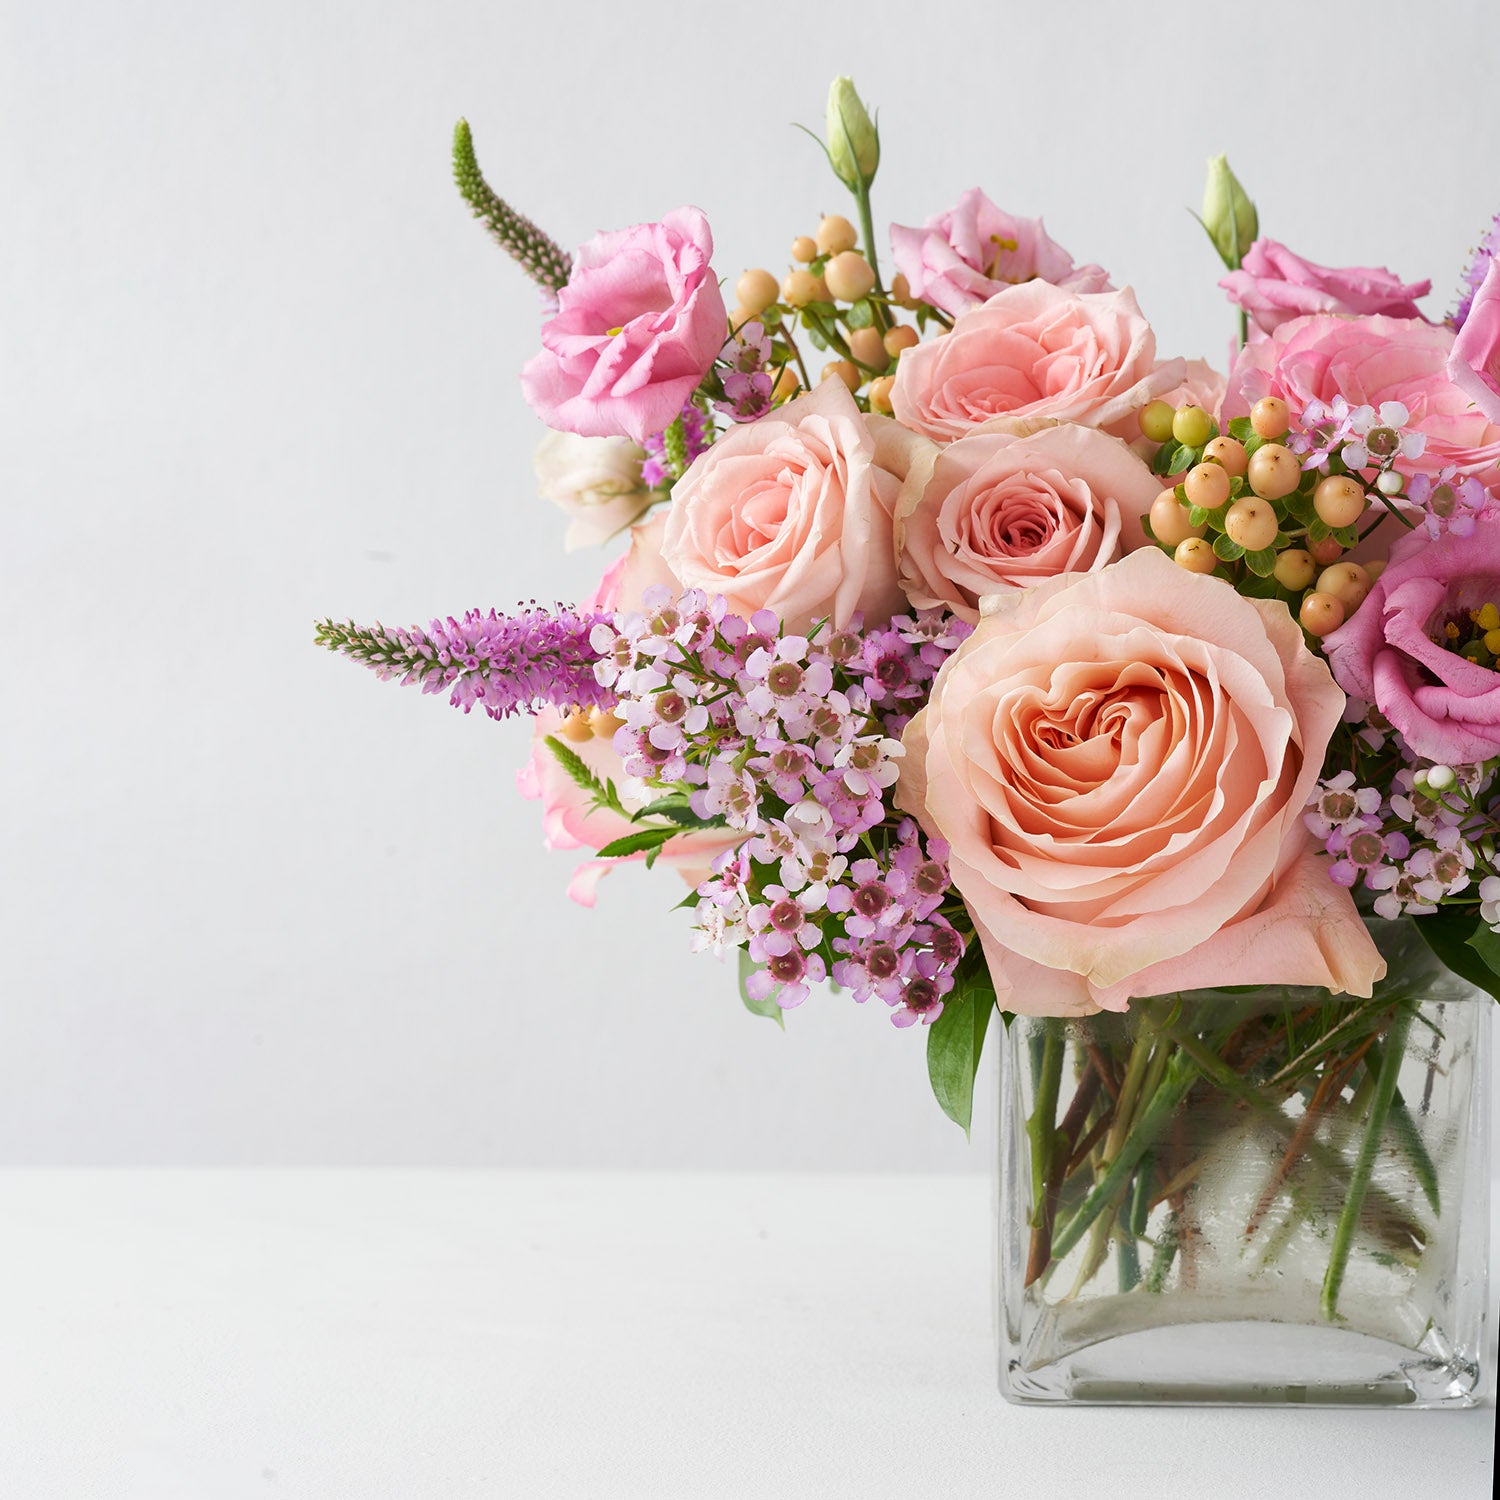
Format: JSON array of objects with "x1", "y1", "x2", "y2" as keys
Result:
[
  {"x1": 890, "y1": 282, "x2": 1181, "y2": 443},
  {"x1": 1448, "y1": 256, "x2": 1500, "y2": 424},
  {"x1": 889, "y1": 188, "x2": 1111, "y2": 318},
  {"x1": 1220, "y1": 238, "x2": 1430, "y2": 337},
  {"x1": 516, "y1": 557, "x2": 739, "y2": 905},
  {"x1": 895, "y1": 548, "x2": 1382, "y2": 1015},
  {"x1": 1223, "y1": 312, "x2": 1500, "y2": 482},
  {"x1": 1323, "y1": 516, "x2": 1500, "y2": 766},
  {"x1": 520, "y1": 207, "x2": 727, "y2": 444}
]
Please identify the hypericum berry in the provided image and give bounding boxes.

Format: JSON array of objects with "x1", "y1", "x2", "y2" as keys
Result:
[
  {"x1": 847, "y1": 326, "x2": 888, "y2": 369},
  {"x1": 1172, "y1": 404, "x2": 1215, "y2": 447},
  {"x1": 1273, "y1": 548, "x2": 1316, "y2": 590},
  {"x1": 782, "y1": 270, "x2": 821, "y2": 307},
  {"x1": 867, "y1": 374, "x2": 895, "y2": 413},
  {"x1": 1317, "y1": 561, "x2": 1371, "y2": 613},
  {"x1": 1225, "y1": 497, "x2": 1279, "y2": 551},
  {"x1": 890, "y1": 272, "x2": 918, "y2": 308},
  {"x1": 823, "y1": 251, "x2": 876, "y2": 302},
  {"x1": 1203, "y1": 435, "x2": 1248, "y2": 477},
  {"x1": 1184, "y1": 462, "x2": 1231, "y2": 509},
  {"x1": 736, "y1": 269, "x2": 780, "y2": 316},
  {"x1": 588, "y1": 706, "x2": 626, "y2": 738},
  {"x1": 1174, "y1": 537, "x2": 1218, "y2": 574},
  {"x1": 821, "y1": 359, "x2": 861, "y2": 392},
  {"x1": 1314, "y1": 475, "x2": 1367, "y2": 528},
  {"x1": 1310, "y1": 536, "x2": 1344, "y2": 565},
  {"x1": 816, "y1": 214, "x2": 858, "y2": 255},
  {"x1": 1247, "y1": 443, "x2": 1300, "y2": 500},
  {"x1": 559, "y1": 708, "x2": 594, "y2": 742},
  {"x1": 884, "y1": 324, "x2": 919, "y2": 357},
  {"x1": 1138, "y1": 400, "x2": 1176, "y2": 443},
  {"x1": 772, "y1": 366, "x2": 801, "y2": 403},
  {"x1": 790, "y1": 235, "x2": 818, "y2": 263},
  {"x1": 1150, "y1": 490, "x2": 1206, "y2": 547},
  {"x1": 1251, "y1": 396, "x2": 1290, "y2": 439},
  {"x1": 1300, "y1": 591, "x2": 1346, "y2": 636},
  {"x1": 728, "y1": 305, "x2": 757, "y2": 331}
]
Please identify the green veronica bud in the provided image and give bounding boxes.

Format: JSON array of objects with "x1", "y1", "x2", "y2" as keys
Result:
[
  {"x1": 1200, "y1": 154, "x2": 1258, "y2": 270},
  {"x1": 826, "y1": 76, "x2": 879, "y2": 191}
]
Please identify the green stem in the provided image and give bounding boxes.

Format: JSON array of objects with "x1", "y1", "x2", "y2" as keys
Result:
[
  {"x1": 1364, "y1": 1042, "x2": 1441, "y2": 1216},
  {"x1": 1050, "y1": 1055, "x2": 1196, "y2": 1263},
  {"x1": 1027, "y1": 1024, "x2": 1065, "y2": 1228},
  {"x1": 1143, "y1": 1210, "x2": 1180, "y2": 1293},
  {"x1": 852, "y1": 182, "x2": 890, "y2": 332},
  {"x1": 1321, "y1": 1005, "x2": 1415, "y2": 1321},
  {"x1": 1116, "y1": 1152, "x2": 1154, "y2": 1293}
]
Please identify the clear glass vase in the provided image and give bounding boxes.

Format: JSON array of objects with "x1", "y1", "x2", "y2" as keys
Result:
[{"x1": 996, "y1": 918, "x2": 1491, "y2": 1406}]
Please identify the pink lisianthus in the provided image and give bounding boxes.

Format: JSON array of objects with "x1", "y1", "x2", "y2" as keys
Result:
[
  {"x1": 893, "y1": 423, "x2": 1159, "y2": 621},
  {"x1": 517, "y1": 555, "x2": 739, "y2": 904},
  {"x1": 1448, "y1": 256, "x2": 1500, "y2": 424},
  {"x1": 521, "y1": 207, "x2": 727, "y2": 444},
  {"x1": 890, "y1": 282, "x2": 1182, "y2": 443},
  {"x1": 895, "y1": 548, "x2": 1383, "y2": 1015},
  {"x1": 659, "y1": 377, "x2": 923, "y2": 631},
  {"x1": 1220, "y1": 238, "x2": 1430, "y2": 337},
  {"x1": 1223, "y1": 312, "x2": 1500, "y2": 482},
  {"x1": 889, "y1": 188, "x2": 1111, "y2": 317},
  {"x1": 1323, "y1": 516, "x2": 1500, "y2": 766}
]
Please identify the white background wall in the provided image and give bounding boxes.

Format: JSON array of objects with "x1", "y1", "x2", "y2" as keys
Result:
[{"x1": 4, "y1": 0, "x2": 1498, "y2": 1168}]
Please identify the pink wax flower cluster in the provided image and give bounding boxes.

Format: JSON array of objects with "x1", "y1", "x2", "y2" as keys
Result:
[{"x1": 592, "y1": 586, "x2": 971, "y2": 1019}]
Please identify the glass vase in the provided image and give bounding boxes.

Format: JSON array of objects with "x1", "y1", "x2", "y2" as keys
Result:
[{"x1": 996, "y1": 918, "x2": 1491, "y2": 1406}]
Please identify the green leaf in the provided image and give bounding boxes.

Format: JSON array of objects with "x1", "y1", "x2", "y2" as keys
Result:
[
  {"x1": 1213, "y1": 534, "x2": 1245, "y2": 562},
  {"x1": 632, "y1": 797, "x2": 717, "y2": 829},
  {"x1": 1414, "y1": 909, "x2": 1500, "y2": 1002},
  {"x1": 738, "y1": 949, "x2": 785, "y2": 1026},
  {"x1": 1151, "y1": 439, "x2": 1184, "y2": 477},
  {"x1": 595, "y1": 827, "x2": 677, "y2": 860},
  {"x1": 846, "y1": 297, "x2": 875, "y2": 329},
  {"x1": 1466, "y1": 921, "x2": 1500, "y2": 980},
  {"x1": 1244, "y1": 546, "x2": 1278, "y2": 577},
  {"x1": 1227, "y1": 417, "x2": 1253, "y2": 443},
  {"x1": 545, "y1": 736, "x2": 607, "y2": 798},
  {"x1": 926, "y1": 961, "x2": 996, "y2": 1136}
]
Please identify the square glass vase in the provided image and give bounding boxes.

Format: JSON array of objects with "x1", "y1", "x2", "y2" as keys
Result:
[{"x1": 996, "y1": 919, "x2": 1491, "y2": 1407}]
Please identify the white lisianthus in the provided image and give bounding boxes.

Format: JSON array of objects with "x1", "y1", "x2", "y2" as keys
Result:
[{"x1": 534, "y1": 430, "x2": 652, "y2": 551}]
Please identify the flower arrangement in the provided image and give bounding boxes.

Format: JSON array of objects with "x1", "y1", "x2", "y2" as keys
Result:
[{"x1": 318, "y1": 81, "x2": 1497, "y2": 1365}]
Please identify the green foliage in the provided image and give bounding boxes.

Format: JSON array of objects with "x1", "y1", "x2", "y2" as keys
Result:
[
  {"x1": 738, "y1": 949, "x2": 785, "y2": 1026},
  {"x1": 926, "y1": 956, "x2": 997, "y2": 1136},
  {"x1": 1413, "y1": 908, "x2": 1500, "y2": 1003}
]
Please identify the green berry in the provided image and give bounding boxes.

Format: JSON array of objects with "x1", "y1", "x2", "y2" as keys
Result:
[
  {"x1": 1138, "y1": 400, "x2": 1176, "y2": 443},
  {"x1": 1172, "y1": 405, "x2": 1215, "y2": 447}
]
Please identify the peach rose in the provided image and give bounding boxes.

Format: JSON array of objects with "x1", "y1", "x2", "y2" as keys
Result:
[
  {"x1": 889, "y1": 282, "x2": 1183, "y2": 442},
  {"x1": 893, "y1": 424, "x2": 1159, "y2": 621},
  {"x1": 517, "y1": 554, "x2": 740, "y2": 903},
  {"x1": 896, "y1": 548, "x2": 1383, "y2": 1014},
  {"x1": 659, "y1": 377, "x2": 922, "y2": 630}
]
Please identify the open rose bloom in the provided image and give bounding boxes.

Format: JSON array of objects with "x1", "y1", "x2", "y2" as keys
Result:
[{"x1": 322, "y1": 94, "x2": 1500, "y2": 1401}]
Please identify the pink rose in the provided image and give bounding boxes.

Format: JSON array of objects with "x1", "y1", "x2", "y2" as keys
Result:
[
  {"x1": 889, "y1": 188, "x2": 1111, "y2": 318},
  {"x1": 1220, "y1": 238, "x2": 1430, "y2": 337},
  {"x1": 894, "y1": 423, "x2": 1159, "y2": 622},
  {"x1": 1448, "y1": 256, "x2": 1500, "y2": 424},
  {"x1": 890, "y1": 283, "x2": 1183, "y2": 443},
  {"x1": 517, "y1": 556, "x2": 739, "y2": 903},
  {"x1": 520, "y1": 207, "x2": 726, "y2": 444},
  {"x1": 1324, "y1": 516, "x2": 1500, "y2": 765},
  {"x1": 1224, "y1": 313, "x2": 1500, "y2": 482},
  {"x1": 659, "y1": 377, "x2": 921, "y2": 630},
  {"x1": 896, "y1": 548, "x2": 1382, "y2": 1014}
]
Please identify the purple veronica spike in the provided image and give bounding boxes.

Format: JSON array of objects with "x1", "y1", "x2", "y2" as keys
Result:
[
  {"x1": 316, "y1": 606, "x2": 614, "y2": 720},
  {"x1": 1452, "y1": 211, "x2": 1500, "y2": 330}
]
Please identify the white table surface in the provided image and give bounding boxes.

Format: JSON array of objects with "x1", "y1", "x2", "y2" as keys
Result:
[{"x1": 0, "y1": 1171, "x2": 1493, "y2": 1499}]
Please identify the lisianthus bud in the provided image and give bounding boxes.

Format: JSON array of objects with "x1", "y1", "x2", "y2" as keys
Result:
[
  {"x1": 1201, "y1": 154, "x2": 1258, "y2": 270},
  {"x1": 826, "y1": 76, "x2": 879, "y2": 191}
]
